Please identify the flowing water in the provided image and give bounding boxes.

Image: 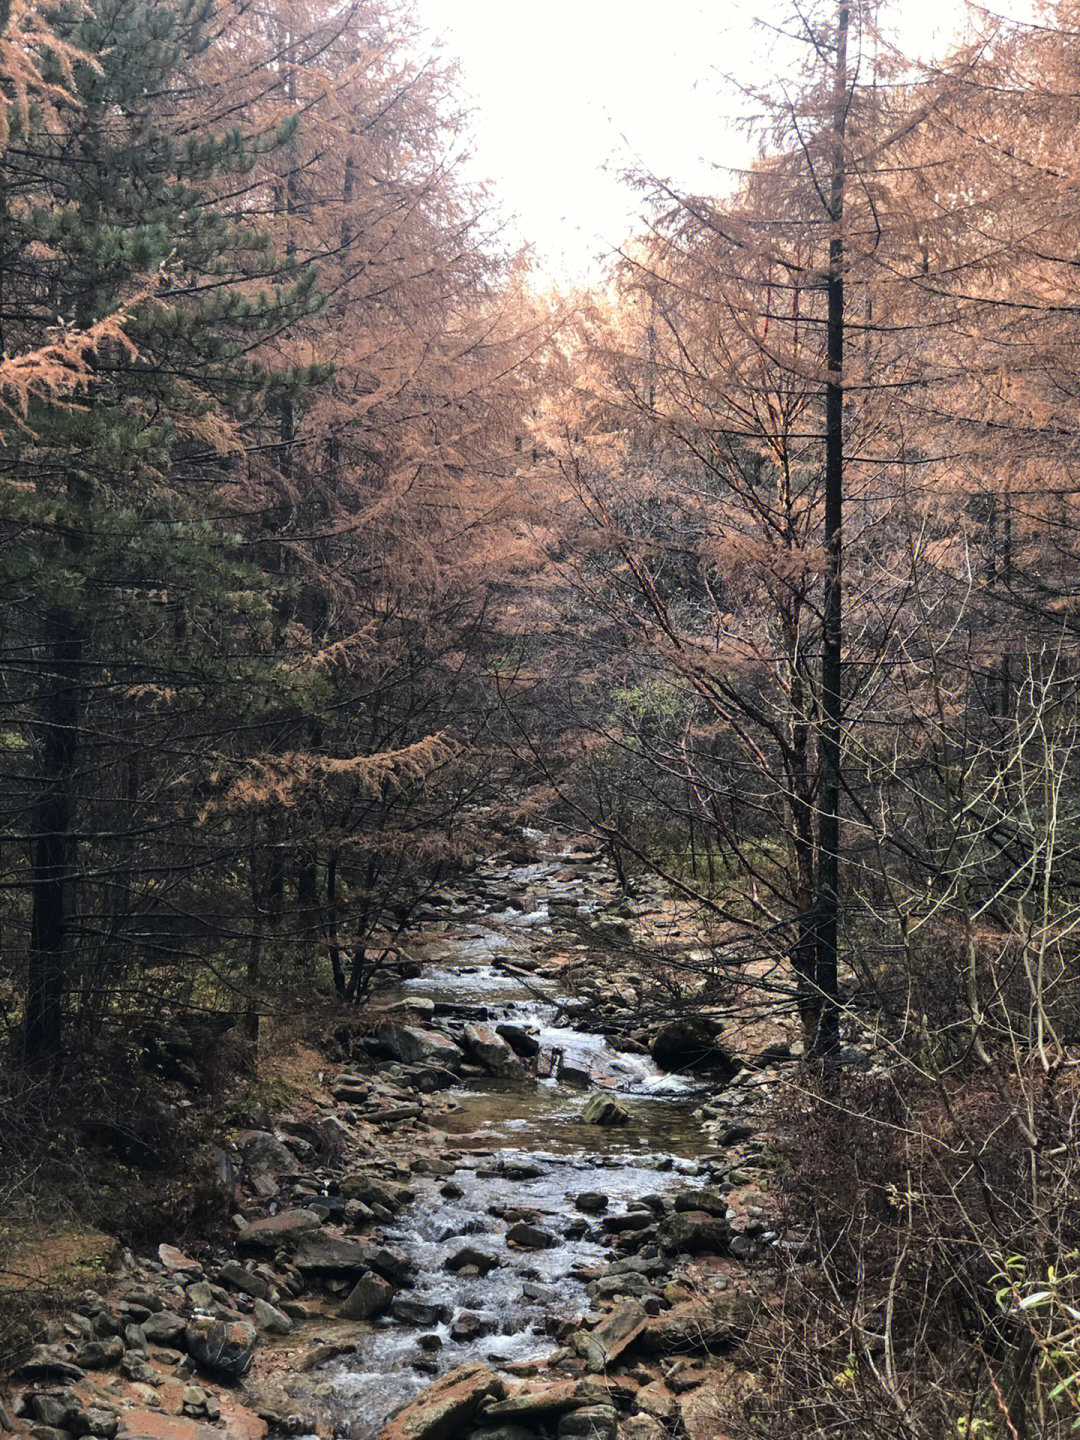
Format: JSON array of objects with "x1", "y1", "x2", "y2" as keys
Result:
[{"x1": 316, "y1": 852, "x2": 717, "y2": 1437}]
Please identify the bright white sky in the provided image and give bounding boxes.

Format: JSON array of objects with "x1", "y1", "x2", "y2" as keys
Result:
[{"x1": 410, "y1": 0, "x2": 1006, "y2": 283}]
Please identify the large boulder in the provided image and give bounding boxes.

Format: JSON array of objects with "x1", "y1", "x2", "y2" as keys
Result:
[
  {"x1": 463, "y1": 1023, "x2": 524, "y2": 1076},
  {"x1": 376, "y1": 1023, "x2": 464, "y2": 1073},
  {"x1": 376, "y1": 1362, "x2": 505, "y2": 1440},
  {"x1": 648, "y1": 1018, "x2": 738, "y2": 1078},
  {"x1": 183, "y1": 1317, "x2": 257, "y2": 1379}
]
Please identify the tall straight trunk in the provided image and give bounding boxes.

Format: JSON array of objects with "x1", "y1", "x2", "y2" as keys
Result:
[
  {"x1": 813, "y1": 0, "x2": 849, "y2": 1058},
  {"x1": 24, "y1": 612, "x2": 83, "y2": 1066}
]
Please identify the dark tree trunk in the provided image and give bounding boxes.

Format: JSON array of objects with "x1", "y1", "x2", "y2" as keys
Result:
[
  {"x1": 813, "y1": 0, "x2": 849, "y2": 1059},
  {"x1": 24, "y1": 612, "x2": 83, "y2": 1066}
]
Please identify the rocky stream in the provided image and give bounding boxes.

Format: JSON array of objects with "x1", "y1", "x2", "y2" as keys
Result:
[{"x1": 9, "y1": 840, "x2": 796, "y2": 1440}]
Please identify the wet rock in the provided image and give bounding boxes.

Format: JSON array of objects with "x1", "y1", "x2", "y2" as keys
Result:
[
  {"x1": 649, "y1": 1020, "x2": 737, "y2": 1078},
  {"x1": 580, "y1": 1095, "x2": 630, "y2": 1127},
  {"x1": 558, "y1": 1406, "x2": 618, "y2": 1440},
  {"x1": 446, "y1": 1245, "x2": 501, "y2": 1275},
  {"x1": 536, "y1": 1049, "x2": 558, "y2": 1079},
  {"x1": 340, "y1": 1272, "x2": 394, "y2": 1321},
  {"x1": 253, "y1": 1297, "x2": 294, "y2": 1334},
  {"x1": 217, "y1": 1260, "x2": 270, "y2": 1299},
  {"x1": 376, "y1": 1361, "x2": 505, "y2": 1440},
  {"x1": 505, "y1": 1222, "x2": 556, "y2": 1250},
  {"x1": 450, "y1": 1311, "x2": 495, "y2": 1342},
  {"x1": 657, "y1": 1211, "x2": 729, "y2": 1256},
  {"x1": 463, "y1": 1023, "x2": 524, "y2": 1076},
  {"x1": 238, "y1": 1209, "x2": 321, "y2": 1251},
  {"x1": 364, "y1": 1245, "x2": 414, "y2": 1284},
  {"x1": 376, "y1": 1023, "x2": 464, "y2": 1074},
  {"x1": 495, "y1": 1158, "x2": 545, "y2": 1181},
  {"x1": 183, "y1": 1316, "x2": 258, "y2": 1379},
  {"x1": 495, "y1": 1023, "x2": 541, "y2": 1057},
  {"x1": 297, "y1": 1339, "x2": 357, "y2": 1371},
  {"x1": 560, "y1": 1061, "x2": 593, "y2": 1088},
  {"x1": 391, "y1": 1297, "x2": 449, "y2": 1327},
  {"x1": 575, "y1": 1193, "x2": 608, "y2": 1213},
  {"x1": 141, "y1": 1312, "x2": 187, "y2": 1347}
]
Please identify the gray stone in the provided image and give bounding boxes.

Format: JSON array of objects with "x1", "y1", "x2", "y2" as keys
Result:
[
  {"x1": 25, "y1": 1395, "x2": 81, "y2": 1430},
  {"x1": 575, "y1": 1193, "x2": 608, "y2": 1213},
  {"x1": 495, "y1": 1023, "x2": 541, "y2": 1057},
  {"x1": 557, "y1": 1406, "x2": 618, "y2": 1440},
  {"x1": 673, "y1": 1188, "x2": 727, "y2": 1217},
  {"x1": 294, "y1": 1236, "x2": 375, "y2": 1275},
  {"x1": 217, "y1": 1260, "x2": 270, "y2": 1299},
  {"x1": 657, "y1": 1211, "x2": 729, "y2": 1256},
  {"x1": 375, "y1": 1023, "x2": 464, "y2": 1073},
  {"x1": 341, "y1": 1175, "x2": 401, "y2": 1212},
  {"x1": 75, "y1": 1338, "x2": 122, "y2": 1369},
  {"x1": 183, "y1": 1317, "x2": 257, "y2": 1379},
  {"x1": 445, "y1": 1245, "x2": 501, "y2": 1274},
  {"x1": 462, "y1": 1023, "x2": 524, "y2": 1076},
  {"x1": 505, "y1": 1222, "x2": 556, "y2": 1250},
  {"x1": 141, "y1": 1311, "x2": 187, "y2": 1346},
  {"x1": 391, "y1": 1297, "x2": 449, "y2": 1327},
  {"x1": 238, "y1": 1209, "x2": 321, "y2": 1250},
  {"x1": 252, "y1": 1297, "x2": 294, "y2": 1334},
  {"x1": 580, "y1": 1095, "x2": 630, "y2": 1127},
  {"x1": 241, "y1": 1130, "x2": 301, "y2": 1176},
  {"x1": 340, "y1": 1272, "x2": 394, "y2": 1321},
  {"x1": 81, "y1": 1407, "x2": 119, "y2": 1438}
]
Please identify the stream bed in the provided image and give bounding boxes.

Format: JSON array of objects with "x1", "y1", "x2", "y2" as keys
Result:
[{"x1": 315, "y1": 851, "x2": 723, "y2": 1438}]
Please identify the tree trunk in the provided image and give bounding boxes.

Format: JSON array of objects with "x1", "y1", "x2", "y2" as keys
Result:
[
  {"x1": 24, "y1": 612, "x2": 83, "y2": 1066},
  {"x1": 813, "y1": 0, "x2": 849, "y2": 1058}
]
